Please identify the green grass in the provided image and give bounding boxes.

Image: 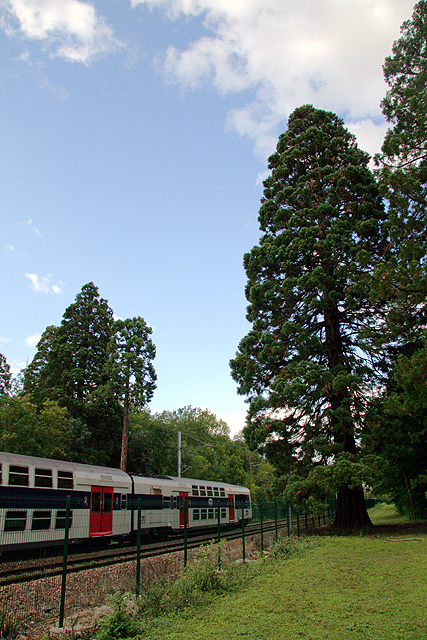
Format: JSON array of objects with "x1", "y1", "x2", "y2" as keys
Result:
[
  {"x1": 129, "y1": 516, "x2": 427, "y2": 640},
  {"x1": 368, "y1": 503, "x2": 410, "y2": 526},
  {"x1": 96, "y1": 506, "x2": 427, "y2": 640}
]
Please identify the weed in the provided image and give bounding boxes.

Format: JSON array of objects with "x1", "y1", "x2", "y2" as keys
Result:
[
  {"x1": 0, "y1": 609, "x2": 23, "y2": 639},
  {"x1": 95, "y1": 593, "x2": 139, "y2": 640}
]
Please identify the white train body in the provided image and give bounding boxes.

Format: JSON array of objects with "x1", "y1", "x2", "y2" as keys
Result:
[{"x1": 0, "y1": 452, "x2": 252, "y2": 550}]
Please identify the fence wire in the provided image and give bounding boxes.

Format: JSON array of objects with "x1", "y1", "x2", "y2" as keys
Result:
[{"x1": 0, "y1": 494, "x2": 338, "y2": 631}]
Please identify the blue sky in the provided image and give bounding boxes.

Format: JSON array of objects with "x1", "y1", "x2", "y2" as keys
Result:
[{"x1": 1, "y1": 0, "x2": 415, "y2": 435}]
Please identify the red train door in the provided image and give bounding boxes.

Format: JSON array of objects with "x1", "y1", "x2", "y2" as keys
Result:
[
  {"x1": 90, "y1": 486, "x2": 114, "y2": 536},
  {"x1": 228, "y1": 494, "x2": 235, "y2": 523},
  {"x1": 179, "y1": 492, "x2": 189, "y2": 528}
]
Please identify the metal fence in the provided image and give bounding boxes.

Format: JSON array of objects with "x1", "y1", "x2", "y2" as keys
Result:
[{"x1": 0, "y1": 495, "x2": 336, "y2": 632}]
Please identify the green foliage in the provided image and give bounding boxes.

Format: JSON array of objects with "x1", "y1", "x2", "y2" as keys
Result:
[
  {"x1": 364, "y1": 340, "x2": 427, "y2": 519},
  {"x1": 231, "y1": 105, "x2": 384, "y2": 528},
  {"x1": 136, "y1": 542, "x2": 246, "y2": 621},
  {"x1": 0, "y1": 396, "x2": 86, "y2": 460},
  {"x1": 0, "y1": 354, "x2": 12, "y2": 397},
  {"x1": 95, "y1": 593, "x2": 139, "y2": 640},
  {"x1": 106, "y1": 317, "x2": 157, "y2": 409},
  {"x1": 127, "y1": 406, "x2": 254, "y2": 486}
]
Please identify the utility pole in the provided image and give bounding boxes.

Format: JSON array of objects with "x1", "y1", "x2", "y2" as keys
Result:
[{"x1": 178, "y1": 431, "x2": 181, "y2": 478}]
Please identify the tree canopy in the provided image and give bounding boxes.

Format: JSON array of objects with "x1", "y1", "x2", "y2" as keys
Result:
[{"x1": 106, "y1": 317, "x2": 157, "y2": 470}]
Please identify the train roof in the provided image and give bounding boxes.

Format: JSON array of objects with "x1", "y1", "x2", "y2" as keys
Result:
[
  {"x1": 152, "y1": 475, "x2": 250, "y2": 491},
  {"x1": 0, "y1": 451, "x2": 130, "y2": 480}
]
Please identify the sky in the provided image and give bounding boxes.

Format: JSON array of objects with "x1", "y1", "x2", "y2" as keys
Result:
[{"x1": 0, "y1": 0, "x2": 416, "y2": 436}]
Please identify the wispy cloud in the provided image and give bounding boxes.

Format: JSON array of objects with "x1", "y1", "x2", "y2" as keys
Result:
[
  {"x1": 1, "y1": 0, "x2": 124, "y2": 64},
  {"x1": 134, "y1": 0, "x2": 414, "y2": 158},
  {"x1": 4, "y1": 244, "x2": 25, "y2": 256},
  {"x1": 0, "y1": 336, "x2": 12, "y2": 345},
  {"x1": 25, "y1": 273, "x2": 64, "y2": 294},
  {"x1": 25, "y1": 217, "x2": 42, "y2": 237}
]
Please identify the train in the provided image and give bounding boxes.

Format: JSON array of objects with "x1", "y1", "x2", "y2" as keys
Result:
[{"x1": 0, "y1": 451, "x2": 252, "y2": 551}]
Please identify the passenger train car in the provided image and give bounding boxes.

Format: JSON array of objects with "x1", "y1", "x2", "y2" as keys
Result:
[{"x1": 0, "y1": 452, "x2": 252, "y2": 551}]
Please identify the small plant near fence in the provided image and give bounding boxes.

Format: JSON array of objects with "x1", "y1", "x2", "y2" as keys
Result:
[{"x1": 0, "y1": 608, "x2": 23, "y2": 640}]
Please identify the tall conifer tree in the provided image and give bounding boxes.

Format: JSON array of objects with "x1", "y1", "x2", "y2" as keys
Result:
[{"x1": 231, "y1": 105, "x2": 385, "y2": 529}]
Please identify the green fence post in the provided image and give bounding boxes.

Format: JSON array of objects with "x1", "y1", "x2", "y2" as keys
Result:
[
  {"x1": 274, "y1": 500, "x2": 278, "y2": 541},
  {"x1": 183, "y1": 497, "x2": 188, "y2": 567},
  {"x1": 58, "y1": 495, "x2": 71, "y2": 629},
  {"x1": 296, "y1": 511, "x2": 300, "y2": 537},
  {"x1": 305, "y1": 513, "x2": 308, "y2": 531},
  {"x1": 241, "y1": 506, "x2": 246, "y2": 561},
  {"x1": 217, "y1": 501, "x2": 221, "y2": 571},
  {"x1": 259, "y1": 501, "x2": 264, "y2": 552},
  {"x1": 136, "y1": 498, "x2": 142, "y2": 595},
  {"x1": 286, "y1": 501, "x2": 290, "y2": 537}
]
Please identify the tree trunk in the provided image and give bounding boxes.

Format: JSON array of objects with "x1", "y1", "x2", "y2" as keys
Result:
[
  {"x1": 120, "y1": 394, "x2": 129, "y2": 472},
  {"x1": 334, "y1": 484, "x2": 373, "y2": 530}
]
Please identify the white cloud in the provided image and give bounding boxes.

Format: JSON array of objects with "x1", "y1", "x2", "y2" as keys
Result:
[
  {"x1": 25, "y1": 273, "x2": 64, "y2": 294},
  {"x1": 1, "y1": 0, "x2": 123, "y2": 64},
  {"x1": 25, "y1": 333, "x2": 41, "y2": 348},
  {"x1": 133, "y1": 0, "x2": 415, "y2": 157},
  {"x1": 0, "y1": 336, "x2": 12, "y2": 345}
]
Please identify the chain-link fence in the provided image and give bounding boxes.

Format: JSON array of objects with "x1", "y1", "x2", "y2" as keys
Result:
[{"x1": 0, "y1": 493, "x2": 337, "y2": 632}]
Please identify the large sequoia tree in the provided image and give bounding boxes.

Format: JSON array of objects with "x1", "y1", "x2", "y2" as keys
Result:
[{"x1": 230, "y1": 105, "x2": 385, "y2": 529}]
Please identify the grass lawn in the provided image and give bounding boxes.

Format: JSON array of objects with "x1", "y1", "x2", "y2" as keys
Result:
[{"x1": 136, "y1": 506, "x2": 427, "y2": 640}]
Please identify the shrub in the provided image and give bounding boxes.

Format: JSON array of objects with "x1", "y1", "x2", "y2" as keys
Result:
[{"x1": 95, "y1": 593, "x2": 139, "y2": 640}]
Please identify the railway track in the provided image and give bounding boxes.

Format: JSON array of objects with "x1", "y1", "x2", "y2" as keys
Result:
[{"x1": 0, "y1": 519, "x2": 291, "y2": 587}]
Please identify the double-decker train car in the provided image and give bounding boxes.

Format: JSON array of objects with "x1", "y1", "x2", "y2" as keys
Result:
[{"x1": 0, "y1": 452, "x2": 252, "y2": 551}]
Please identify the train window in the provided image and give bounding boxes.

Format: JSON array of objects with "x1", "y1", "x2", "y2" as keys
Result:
[
  {"x1": 58, "y1": 471, "x2": 73, "y2": 489},
  {"x1": 192, "y1": 485, "x2": 199, "y2": 496},
  {"x1": 208, "y1": 508, "x2": 214, "y2": 519},
  {"x1": 200, "y1": 509, "x2": 207, "y2": 520},
  {"x1": 199, "y1": 487, "x2": 206, "y2": 497},
  {"x1": 163, "y1": 496, "x2": 170, "y2": 508},
  {"x1": 213, "y1": 487, "x2": 219, "y2": 497},
  {"x1": 56, "y1": 510, "x2": 73, "y2": 529},
  {"x1": 32, "y1": 510, "x2": 51, "y2": 531},
  {"x1": 221, "y1": 508, "x2": 226, "y2": 519},
  {"x1": 35, "y1": 468, "x2": 53, "y2": 488},
  {"x1": 0, "y1": 463, "x2": 2, "y2": 484},
  {"x1": 172, "y1": 496, "x2": 178, "y2": 509},
  {"x1": 104, "y1": 492, "x2": 112, "y2": 513},
  {"x1": 91, "y1": 491, "x2": 101, "y2": 513},
  {"x1": 121, "y1": 494, "x2": 128, "y2": 510},
  {"x1": 8, "y1": 465, "x2": 29, "y2": 487},
  {"x1": 220, "y1": 488, "x2": 225, "y2": 497},
  {"x1": 206, "y1": 487, "x2": 213, "y2": 497},
  {"x1": 5, "y1": 511, "x2": 27, "y2": 532},
  {"x1": 192, "y1": 509, "x2": 200, "y2": 521}
]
